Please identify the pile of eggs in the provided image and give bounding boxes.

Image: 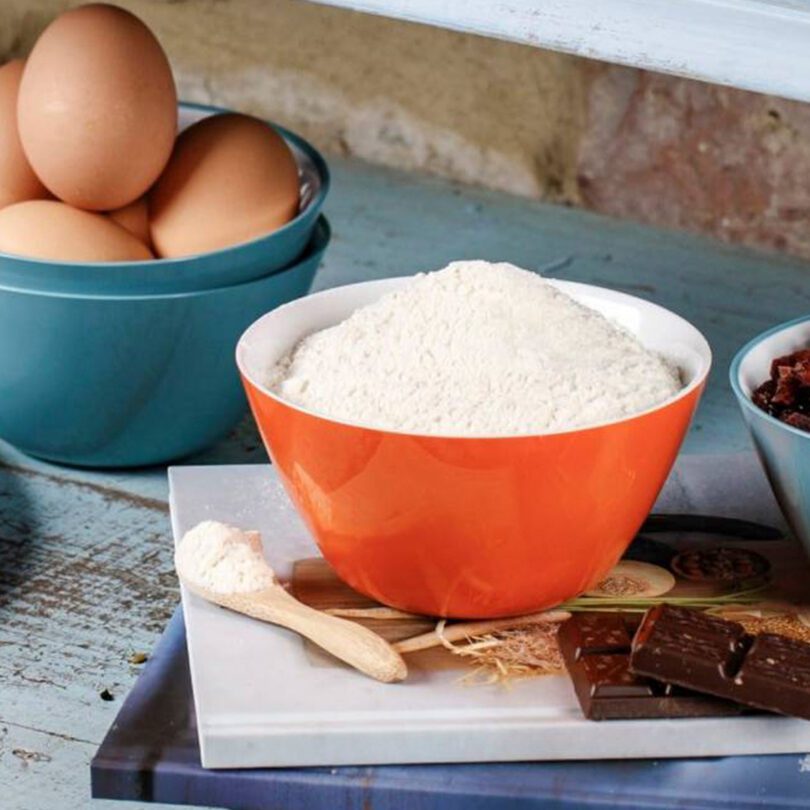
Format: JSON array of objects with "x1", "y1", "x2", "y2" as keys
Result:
[{"x1": 0, "y1": 3, "x2": 301, "y2": 262}]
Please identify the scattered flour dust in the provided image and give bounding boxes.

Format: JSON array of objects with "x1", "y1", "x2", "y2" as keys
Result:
[
  {"x1": 175, "y1": 521, "x2": 275, "y2": 594},
  {"x1": 268, "y1": 261, "x2": 683, "y2": 436}
]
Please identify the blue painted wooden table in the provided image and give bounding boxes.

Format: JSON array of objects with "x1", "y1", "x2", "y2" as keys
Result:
[{"x1": 2, "y1": 156, "x2": 810, "y2": 809}]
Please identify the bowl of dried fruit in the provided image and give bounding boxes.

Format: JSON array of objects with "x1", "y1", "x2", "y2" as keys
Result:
[{"x1": 731, "y1": 315, "x2": 810, "y2": 552}]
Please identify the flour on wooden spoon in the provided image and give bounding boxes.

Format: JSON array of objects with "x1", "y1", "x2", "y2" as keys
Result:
[
  {"x1": 175, "y1": 520, "x2": 275, "y2": 594},
  {"x1": 174, "y1": 521, "x2": 408, "y2": 683}
]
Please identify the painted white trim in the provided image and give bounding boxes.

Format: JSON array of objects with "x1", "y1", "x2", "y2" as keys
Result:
[{"x1": 304, "y1": 0, "x2": 810, "y2": 101}]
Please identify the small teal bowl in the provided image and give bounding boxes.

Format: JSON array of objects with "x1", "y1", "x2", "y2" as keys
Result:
[
  {"x1": 0, "y1": 103, "x2": 329, "y2": 296},
  {"x1": 0, "y1": 216, "x2": 329, "y2": 468},
  {"x1": 730, "y1": 315, "x2": 810, "y2": 553}
]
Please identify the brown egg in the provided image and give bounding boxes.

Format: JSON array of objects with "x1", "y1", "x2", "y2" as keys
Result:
[
  {"x1": 17, "y1": 4, "x2": 177, "y2": 211},
  {"x1": 0, "y1": 201, "x2": 153, "y2": 262},
  {"x1": 0, "y1": 60, "x2": 49, "y2": 209},
  {"x1": 150, "y1": 113, "x2": 299, "y2": 258},
  {"x1": 107, "y1": 196, "x2": 151, "y2": 248}
]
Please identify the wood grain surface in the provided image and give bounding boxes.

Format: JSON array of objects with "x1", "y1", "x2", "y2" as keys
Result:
[{"x1": 3, "y1": 155, "x2": 810, "y2": 808}]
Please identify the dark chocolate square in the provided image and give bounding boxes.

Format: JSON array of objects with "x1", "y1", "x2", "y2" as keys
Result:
[{"x1": 559, "y1": 612, "x2": 744, "y2": 721}]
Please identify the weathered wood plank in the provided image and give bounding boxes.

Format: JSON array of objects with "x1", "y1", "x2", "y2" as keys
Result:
[
  {"x1": 1, "y1": 722, "x2": 190, "y2": 810},
  {"x1": 0, "y1": 466, "x2": 179, "y2": 809}
]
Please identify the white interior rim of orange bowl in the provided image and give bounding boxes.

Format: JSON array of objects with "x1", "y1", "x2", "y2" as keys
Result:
[{"x1": 236, "y1": 277, "x2": 713, "y2": 440}]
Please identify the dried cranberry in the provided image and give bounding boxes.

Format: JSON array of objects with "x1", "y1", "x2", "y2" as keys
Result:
[
  {"x1": 771, "y1": 353, "x2": 797, "y2": 379},
  {"x1": 796, "y1": 359, "x2": 810, "y2": 386},
  {"x1": 785, "y1": 412, "x2": 810, "y2": 431},
  {"x1": 773, "y1": 368, "x2": 801, "y2": 407}
]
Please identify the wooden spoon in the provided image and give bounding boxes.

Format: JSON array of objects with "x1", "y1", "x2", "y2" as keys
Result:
[{"x1": 180, "y1": 575, "x2": 407, "y2": 684}]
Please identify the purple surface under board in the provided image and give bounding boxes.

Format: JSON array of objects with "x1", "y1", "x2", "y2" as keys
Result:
[{"x1": 91, "y1": 607, "x2": 810, "y2": 810}]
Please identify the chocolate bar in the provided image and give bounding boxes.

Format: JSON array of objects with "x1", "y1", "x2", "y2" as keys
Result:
[
  {"x1": 558, "y1": 612, "x2": 744, "y2": 720},
  {"x1": 630, "y1": 604, "x2": 810, "y2": 721}
]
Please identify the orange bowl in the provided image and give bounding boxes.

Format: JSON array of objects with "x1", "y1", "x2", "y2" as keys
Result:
[{"x1": 237, "y1": 278, "x2": 711, "y2": 618}]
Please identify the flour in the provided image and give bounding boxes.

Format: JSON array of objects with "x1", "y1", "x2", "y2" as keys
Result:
[
  {"x1": 175, "y1": 521, "x2": 275, "y2": 594},
  {"x1": 268, "y1": 261, "x2": 683, "y2": 436}
]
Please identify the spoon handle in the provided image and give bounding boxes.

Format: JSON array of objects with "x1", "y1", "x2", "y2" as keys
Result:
[{"x1": 191, "y1": 581, "x2": 407, "y2": 683}]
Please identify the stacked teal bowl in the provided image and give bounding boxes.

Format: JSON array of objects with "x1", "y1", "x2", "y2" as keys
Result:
[{"x1": 0, "y1": 104, "x2": 330, "y2": 467}]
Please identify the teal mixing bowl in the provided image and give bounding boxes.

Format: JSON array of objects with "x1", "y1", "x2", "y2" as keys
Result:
[
  {"x1": 0, "y1": 103, "x2": 329, "y2": 296},
  {"x1": 0, "y1": 216, "x2": 329, "y2": 468},
  {"x1": 731, "y1": 315, "x2": 810, "y2": 553}
]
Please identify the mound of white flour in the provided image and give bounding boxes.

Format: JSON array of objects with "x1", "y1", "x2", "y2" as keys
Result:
[
  {"x1": 175, "y1": 521, "x2": 274, "y2": 594},
  {"x1": 268, "y1": 261, "x2": 682, "y2": 435}
]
